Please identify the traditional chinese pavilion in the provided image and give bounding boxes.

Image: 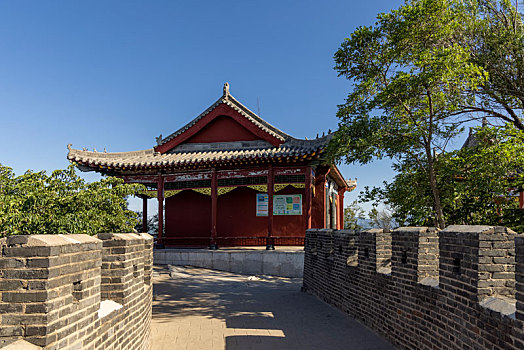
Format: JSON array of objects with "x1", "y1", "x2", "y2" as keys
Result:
[{"x1": 67, "y1": 83, "x2": 356, "y2": 248}]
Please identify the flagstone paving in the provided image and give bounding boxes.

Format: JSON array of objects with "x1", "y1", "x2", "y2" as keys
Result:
[{"x1": 152, "y1": 265, "x2": 395, "y2": 350}]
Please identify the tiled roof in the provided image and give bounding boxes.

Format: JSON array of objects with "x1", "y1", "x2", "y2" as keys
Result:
[
  {"x1": 67, "y1": 134, "x2": 332, "y2": 171},
  {"x1": 157, "y1": 84, "x2": 290, "y2": 146}
]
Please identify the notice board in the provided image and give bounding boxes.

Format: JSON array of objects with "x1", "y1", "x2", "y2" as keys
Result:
[{"x1": 256, "y1": 194, "x2": 302, "y2": 216}]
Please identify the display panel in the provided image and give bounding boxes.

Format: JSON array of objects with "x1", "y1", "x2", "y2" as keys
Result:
[{"x1": 256, "y1": 194, "x2": 302, "y2": 216}]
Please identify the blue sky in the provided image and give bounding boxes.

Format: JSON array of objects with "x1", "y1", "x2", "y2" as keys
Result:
[{"x1": 0, "y1": 0, "x2": 430, "y2": 214}]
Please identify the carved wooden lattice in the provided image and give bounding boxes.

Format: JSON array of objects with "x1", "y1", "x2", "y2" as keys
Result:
[
  {"x1": 217, "y1": 187, "x2": 236, "y2": 196},
  {"x1": 192, "y1": 188, "x2": 211, "y2": 196}
]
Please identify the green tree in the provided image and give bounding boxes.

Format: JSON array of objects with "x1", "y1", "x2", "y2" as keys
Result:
[
  {"x1": 134, "y1": 212, "x2": 159, "y2": 235},
  {"x1": 361, "y1": 124, "x2": 524, "y2": 232},
  {"x1": 458, "y1": 0, "x2": 524, "y2": 130},
  {"x1": 0, "y1": 164, "x2": 145, "y2": 236},
  {"x1": 343, "y1": 200, "x2": 365, "y2": 229},
  {"x1": 330, "y1": 0, "x2": 487, "y2": 228},
  {"x1": 442, "y1": 124, "x2": 524, "y2": 230},
  {"x1": 368, "y1": 206, "x2": 396, "y2": 231}
]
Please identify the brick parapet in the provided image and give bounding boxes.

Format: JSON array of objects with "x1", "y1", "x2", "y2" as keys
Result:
[
  {"x1": 515, "y1": 235, "x2": 524, "y2": 348},
  {"x1": 0, "y1": 233, "x2": 152, "y2": 350},
  {"x1": 303, "y1": 226, "x2": 524, "y2": 350}
]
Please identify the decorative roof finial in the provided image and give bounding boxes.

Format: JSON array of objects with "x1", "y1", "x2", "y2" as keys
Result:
[
  {"x1": 156, "y1": 134, "x2": 163, "y2": 146},
  {"x1": 223, "y1": 82, "x2": 230, "y2": 97},
  {"x1": 67, "y1": 144, "x2": 72, "y2": 151}
]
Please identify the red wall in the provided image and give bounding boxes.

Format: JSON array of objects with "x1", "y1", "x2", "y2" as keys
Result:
[
  {"x1": 165, "y1": 190, "x2": 211, "y2": 246},
  {"x1": 217, "y1": 187, "x2": 267, "y2": 240},
  {"x1": 164, "y1": 185, "x2": 306, "y2": 246},
  {"x1": 185, "y1": 115, "x2": 260, "y2": 143}
]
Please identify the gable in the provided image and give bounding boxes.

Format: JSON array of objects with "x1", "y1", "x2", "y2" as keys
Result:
[
  {"x1": 184, "y1": 115, "x2": 261, "y2": 143},
  {"x1": 154, "y1": 102, "x2": 284, "y2": 154}
]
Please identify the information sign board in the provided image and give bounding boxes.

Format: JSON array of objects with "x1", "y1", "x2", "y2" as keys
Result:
[{"x1": 256, "y1": 194, "x2": 302, "y2": 216}]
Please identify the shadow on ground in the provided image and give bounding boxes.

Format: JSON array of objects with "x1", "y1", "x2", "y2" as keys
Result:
[{"x1": 152, "y1": 265, "x2": 394, "y2": 350}]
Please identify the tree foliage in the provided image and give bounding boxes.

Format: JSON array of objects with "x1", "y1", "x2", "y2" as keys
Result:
[
  {"x1": 460, "y1": 0, "x2": 524, "y2": 130},
  {"x1": 368, "y1": 206, "x2": 397, "y2": 231},
  {"x1": 343, "y1": 200, "x2": 366, "y2": 230},
  {"x1": 361, "y1": 124, "x2": 524, "y2": 232},
  {"x1": 0, "y1": 164, "x2": 145, "y2": 236},
  {"x1": 331, "y1": 0, "x2": 524, "y2": 229},
  {"x1": 134, "y1": 212, "x2": 159, "y2": 235},
  {"x1": 330, "y1": 0, "x2": 487, "y2": 228}
]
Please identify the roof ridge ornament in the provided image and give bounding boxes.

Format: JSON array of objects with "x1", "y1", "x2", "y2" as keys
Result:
[
  {"x1": 223, "y1": 82, "x2": 230, "y2": 97},
  {"x1": 156, "y1": 134, "x2": 163, "y2": 146}
]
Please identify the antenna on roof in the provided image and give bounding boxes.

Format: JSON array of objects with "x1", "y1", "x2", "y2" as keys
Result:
[{"x1": 257, "y1": 97, "x2": 261, "y2": 116}]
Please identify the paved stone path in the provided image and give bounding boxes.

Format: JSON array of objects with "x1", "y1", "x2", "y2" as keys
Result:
[{"x1": 152, "y1": 266, "x2": 395, "y2": 350}]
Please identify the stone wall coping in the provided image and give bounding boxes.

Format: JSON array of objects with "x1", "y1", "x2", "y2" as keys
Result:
[
  {"x1": 136, "y1": 232, "x2": 154, "y2": 241},
  {"x1": 97, "y1": 232, "x2": 143, "y2": 241},
  {"x1": 97, "y1": 300, "x2": 123, "y2": 319},
  {"x1": 363, "y1": 228, "x2": 384, "y2": 234},
  {"x1": 441, "y1": 225, "x2": 494, "y2": 234},
  {"x1": 1, "y1": 339, "x2": 42, "y2": 350},
  {"x1": 479, "y1": 297, "x2": 516, "y2": 319},
  {"x1": 393, "y1": 227, "x2": 432, "y2": 233},
  {"x1": 336, "y1": 229, "x2": 358, "y2": 234},
  {"x1": 5, "y1": 234, "x2": 100, "y2": 247}
]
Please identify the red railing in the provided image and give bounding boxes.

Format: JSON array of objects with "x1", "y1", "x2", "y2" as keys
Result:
[{"x1": 156, "y1": 235, "x2": 304, "y2": 247}]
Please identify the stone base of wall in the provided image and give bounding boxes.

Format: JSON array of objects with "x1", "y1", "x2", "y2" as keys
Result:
[{"x1": 154, "y1": 247, "x2": 304, "y2": 277}]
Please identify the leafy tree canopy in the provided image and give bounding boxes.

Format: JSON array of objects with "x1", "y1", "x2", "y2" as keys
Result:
[
  {"x1": 330, "y1": 0, "x2": 524, "y2": 229},
  {"x1": 461, "y1": 0, "x2": 524, "y2": 130},
  {"x1": 330, "y1": 0, "x2": 487, "y2": 228},
  {"x1": 343, "y1": 200, "x2": 366, "y2": 230},
  {"x1": 360, "y1": 124, "x2": 524, "y2": 232},
  {"x1": 0, "y1": 164, "x2": 145, "y2": 236}
]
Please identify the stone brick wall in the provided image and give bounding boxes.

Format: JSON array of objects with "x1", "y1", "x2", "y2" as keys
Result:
[
  {"x1": 303, "y1": 226, "x2": 524, "y2": 349},
  {"x1": 0, "y1": 232, "x2": 153, "y2": 350}
]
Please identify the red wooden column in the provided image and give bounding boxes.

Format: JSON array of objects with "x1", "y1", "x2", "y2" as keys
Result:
[
  {"x1": 210, "y1": 168, "x2": 218, "y2": 249},
  {"x1": 266, "y1": 163, "x2": 275, "y2": 250},
  {"x1": 520, "y1": 191, "x2": 524, "y2": 209},
  {"x1": 338, "y1": 188, "x2": 346, "y2": 229},
  {"x1": 311, "y1": 166, "x2": 329, "y2": 228},
  {"x1": 157, "y1": 175, "x2": 164, "y2": 245},
  {"x1": 322, "y1": 169, "x2": 331, "y2": 229},
  {"x1": 304, "y1": 166, "x2": 312, "y2": 231},
  {"x1": 142, "y1": 196, "x2": 148, "y2": 233}
]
